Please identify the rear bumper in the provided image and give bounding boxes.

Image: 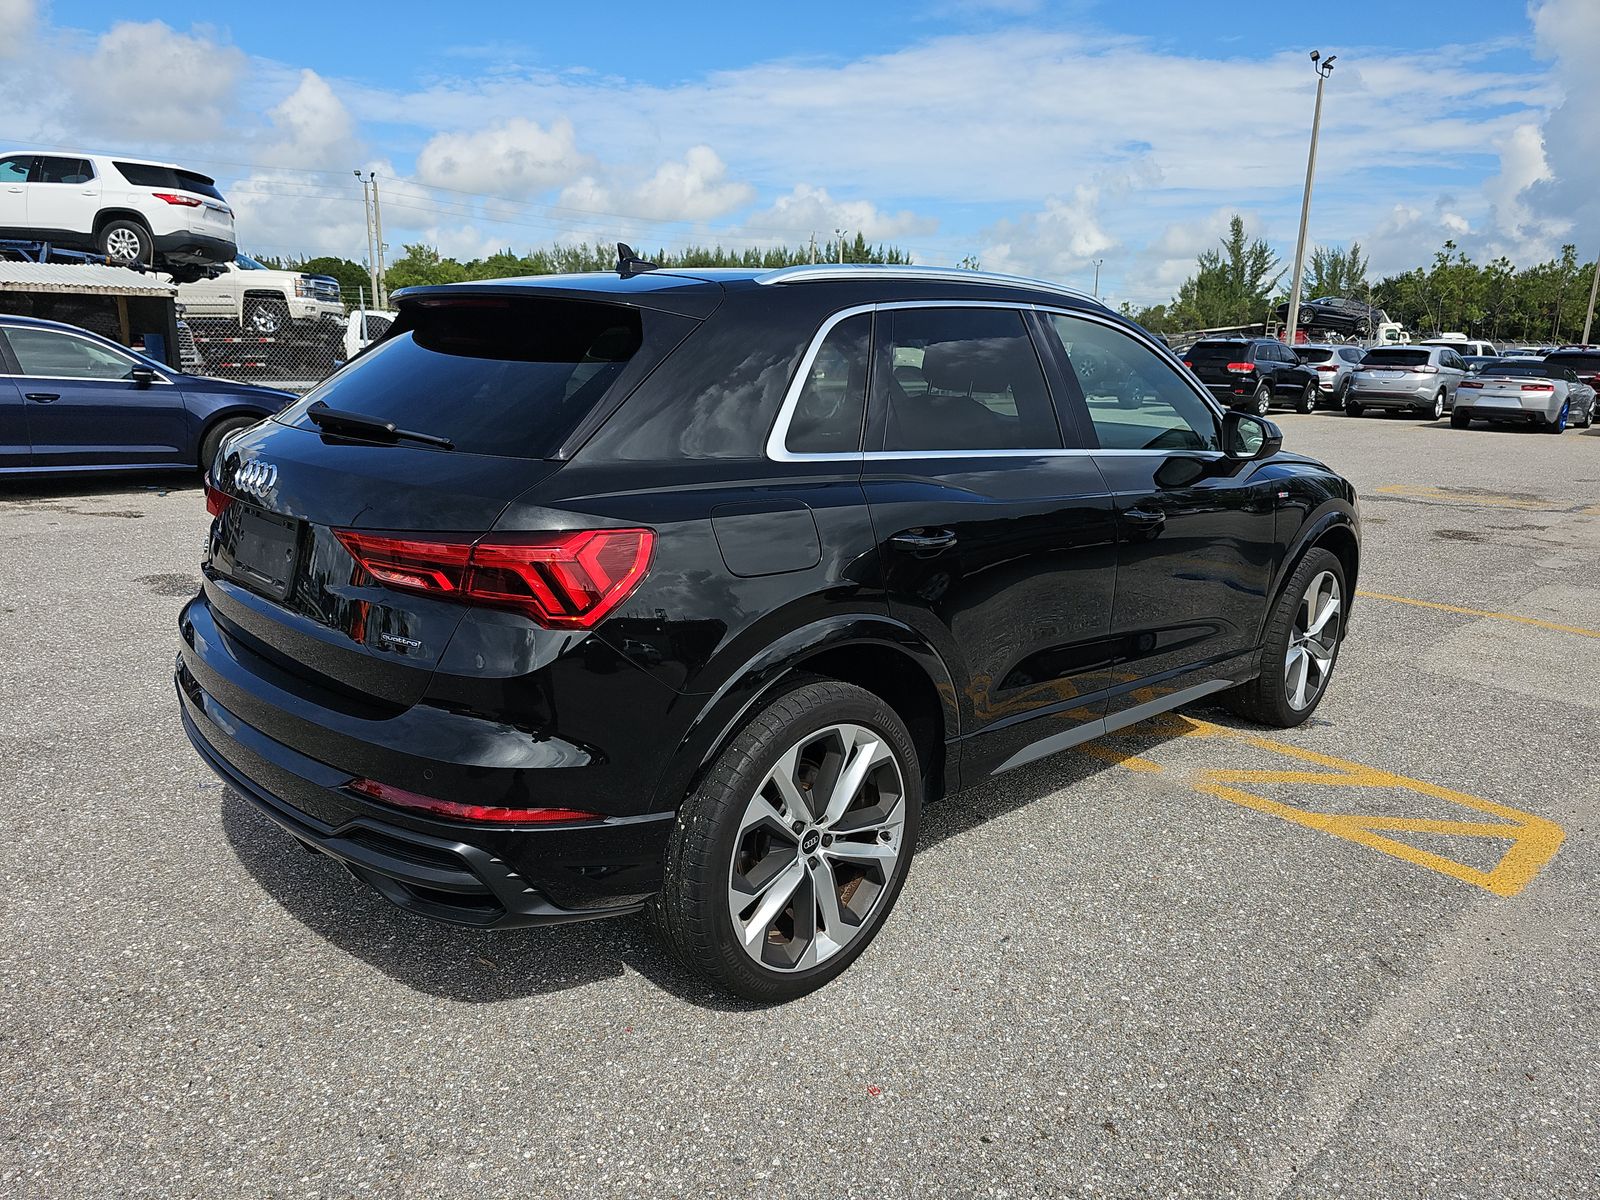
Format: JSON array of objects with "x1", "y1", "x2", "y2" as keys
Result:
[
  {"x1": 1348, "y1": 385, "x2": 1433, "y2": 409},
  {"x1": 175, "y1": 654, "x2": 673, "y2": 928},
  {"x1": 1453, "y1": 404, "x2": 1549, "y2": 424},
  {"x1": 154, "y1": 230, "x2": 236, "y2": 266}
]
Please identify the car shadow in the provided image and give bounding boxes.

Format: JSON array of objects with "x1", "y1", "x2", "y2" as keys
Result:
[
  {"x1": 220, "y1": 707, "x2": 1229, "y2": 1010},
  {"x1": 0, "y1": 473, "x2": 199, "y2": 502}
]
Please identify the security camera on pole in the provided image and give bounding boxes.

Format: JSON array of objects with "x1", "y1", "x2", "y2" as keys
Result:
[{"x1": 1283, "y1": 51, "x2": 1336, "y2": 347}]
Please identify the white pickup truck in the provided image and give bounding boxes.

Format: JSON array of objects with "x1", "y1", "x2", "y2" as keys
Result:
[{"x1": 175, "y1": 254, "x2": 344, "y2": 338}]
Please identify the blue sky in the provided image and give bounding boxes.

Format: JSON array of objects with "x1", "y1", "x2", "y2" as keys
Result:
[{"x1": 5, "y1": 0, "x2": 1594, "y2": 306}]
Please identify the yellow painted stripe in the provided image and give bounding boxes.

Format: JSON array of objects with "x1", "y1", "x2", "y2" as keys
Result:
[
  {"x1": 1356, "y1": 590, "x2": 1600, "y2": 639},
  {"x1": 1370, "y1": 484, "x2": 1556, "y2": 511}
]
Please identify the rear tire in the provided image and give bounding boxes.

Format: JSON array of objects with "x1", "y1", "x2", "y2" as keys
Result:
[
  {"x1": 1344, "y1": 399, "x2": 1363, "y2": 417},
  {"x1": 1253, "y1": 383, "x2": 1271, "y2": 416},
  {"x1": 1545, "y1": 401, "x2": 1569, "y2": 433},
  {"x1": 198, "y1": 415, "x2": 258, "y2": 474},
  {"x1": 98, "y1": 219, "x2": 152, "y2": 268},
  {"x1": 1219, "y1": 547, "x2": 1346, "y2": 728},
  {"x1": 1450, "y1": 408, "x2": 1471, "y2": 429},
  {"x1": 1295, "y1": 381, "x2": 1317, "y2": 414},
  {"x1": 1422, "y1": 390, "x2": 1445, "y2": 421},
  {"x1": 649, "y1": 679, "x2": 922, "y2": 1003}
]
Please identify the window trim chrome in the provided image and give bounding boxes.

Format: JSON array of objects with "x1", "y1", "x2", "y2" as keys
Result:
[
  {"x1": 766, "y1": 298, "x2": 1225, "y2": 463},
  {"x1": 756, "y1": 264, "x2": 1096, "y2": 304}
]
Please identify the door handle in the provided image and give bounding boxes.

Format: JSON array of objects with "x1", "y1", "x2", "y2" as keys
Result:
[
  {"x1": 25, "y1": 392, "x2": 60, "y2": 403},
  {"x1": 889, "y1": 528, "x2": 957, "y2": 557},
  {"x1": 1123, "y1": 507, "x2": 1166, "y2": 532}
]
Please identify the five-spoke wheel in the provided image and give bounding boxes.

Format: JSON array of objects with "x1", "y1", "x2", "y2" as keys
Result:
[{"x1": 1286, "y1": 569, "x2": 1340, "y2": 711}]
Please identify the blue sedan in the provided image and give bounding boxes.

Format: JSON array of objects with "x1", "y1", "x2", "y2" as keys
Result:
[{"x1": 0, "y1": 314, "x2": 292, "y2": 476}]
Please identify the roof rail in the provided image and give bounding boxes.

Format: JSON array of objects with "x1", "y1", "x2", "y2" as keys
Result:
[{"x1": 755, "y1": 263, "x2": 1097, "y2": 303}]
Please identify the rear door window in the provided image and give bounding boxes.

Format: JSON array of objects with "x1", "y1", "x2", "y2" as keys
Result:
[
  {"x1": 875, "y1": 307, "x2": 1059, "y2": 451},
  {"x1": 278, "y1": 296, "x2": 655, "y2": 459},
  {"x1": 785, "y1": 312, "x2": 869, "y2": 454}
]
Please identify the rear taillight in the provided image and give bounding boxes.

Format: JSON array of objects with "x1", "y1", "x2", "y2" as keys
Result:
[
  {"x1": 1316, "y1": 365, "x2": 1337, "y2": 372},
  {"x1": 347, "y1": 778, "x2": 600, "y2": 824},
  {"x1": 204, "y1": 480, "x2": 233, "y2": 518},
  {"x1": 153, "y1": 191, "x2": 203, "y2": 207},
  {"x1": 1225, "y1": 362, "x2": 1254, "y2": 373},
  {"x1": 1521, "y1": 383, "x2": 1555, "y2": 392},
  {"x1": 1412, "y1": 364, "x2": 1440, "y2": 374},
  {"x1": 334, "y1": 528, "x2": 654, "y2": 630},
  {"x1": 1458, "y1": 381, "x2": 1483, "y2": 389}
]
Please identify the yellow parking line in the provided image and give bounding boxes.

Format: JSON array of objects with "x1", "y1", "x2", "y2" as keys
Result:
[
  {"x1": 1356, "y1": 590, "x2": 1600, "y2": 639},
  {"x1": 1370, "y1": 484, "x2": 1556, "y2": 511}
]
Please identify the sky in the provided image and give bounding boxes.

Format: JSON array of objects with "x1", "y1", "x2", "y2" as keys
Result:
[{"x1": 2, "y1": 0, "x2": 1596, "y2": 309}]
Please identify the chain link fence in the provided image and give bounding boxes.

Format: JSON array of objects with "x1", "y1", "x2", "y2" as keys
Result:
[{"x1": 177, "y1": 287, "x2": 394, "y2": 392}]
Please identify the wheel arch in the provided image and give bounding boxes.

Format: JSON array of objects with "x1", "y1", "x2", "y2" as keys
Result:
[
  {"x1": 193, "y1": 406, "x2": 270, "y2": 469},
  {"x1": 93, "y1": 208, "x2": 153, "y2": 236},
  {"x1": 653, "y1": 615, "x2": 960, "y2": 816},
  {"x1": 1268, "y1": 503, "x2": 1360, "y2": 628}
]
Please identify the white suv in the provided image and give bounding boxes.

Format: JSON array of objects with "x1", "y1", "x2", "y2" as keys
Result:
[{"x1": 0, "y1": 150, "x2": 236, "y2": 280}]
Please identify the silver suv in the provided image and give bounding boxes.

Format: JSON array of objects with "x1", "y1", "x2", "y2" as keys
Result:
[
  {"x1": 1346, "y1": 345, "x2": 1468, "y2": 421},
  {"x1": 1295, "y1": 343, "x2": 1367, "y2": 409}
]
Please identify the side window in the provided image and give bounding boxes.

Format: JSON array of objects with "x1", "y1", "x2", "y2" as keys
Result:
[
  {"x1": 785, "y1": 312, "x2": 869, "y2": 454},
  {"x1": 877, "y1": 307, "x2": 1059, "y2": 451},
  {"x1": 1046, "y1": 313, "x2": 1220, "y2": 453},
  {"x1": 0, "y1": 155, "x2": 33, "y2": 185},
  {"x1": 4, "y1": 327, "x2": 139, "y2": 380},
  {"x1": 36, "y1": 157, "x2": 93, "y2": 185}
]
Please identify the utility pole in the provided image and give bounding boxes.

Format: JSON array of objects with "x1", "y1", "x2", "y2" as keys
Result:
[
  {"x1": 1582, "y1": 250, "x2": 1599, "y2": 346},
  {"x1": 1284, "y1": 51, "x2": 1337, "y2": 345},
  {"x1": 355, "y1": 170, "x2": 378, "y2": 308},
  {"x1": 835, "y1": 228, "x2": 848, "y2": 264},
  {"x1": 371, "y1": 173, "x2": 388, "y2": 309},
  {"x1": 1092, "y1": 259, "x2": 1104, "y2": 298},
  {"x1": 809, "y1": 232, "x2": 817, "y2": 264}
]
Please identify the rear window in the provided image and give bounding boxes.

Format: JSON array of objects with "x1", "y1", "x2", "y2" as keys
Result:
[
  {"x1": 1187, "y1": 342, "x2": 1248, "y2": 366},
  {"x1": 1296, "y1": 349, "x2": 1334, "y2": 363},
  {"x1": 1480, "y1": 362, "x2": 1553, "y2": 378},
  {"x1": 1546, "y1": 351, "x2": 1600, "y2": 375},
  {"x1": 278, "y1": 297, "x2": 647, "y2": 459},
  {"x1": 114, "y1": 161, "x2": 224, "y2": 201},
  {"x1": 1362, "y1": 349, "x2": 1430, "y2": 367}
]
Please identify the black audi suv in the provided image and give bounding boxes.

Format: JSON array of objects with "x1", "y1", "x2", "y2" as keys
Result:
[{"x1": 176, "y1": 262, "x2": 1359, "y2": 1002}]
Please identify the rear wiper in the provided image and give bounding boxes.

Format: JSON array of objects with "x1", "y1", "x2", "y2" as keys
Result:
[{"x1": 306, "y1": 401, "x2": 454, "y2": 450}]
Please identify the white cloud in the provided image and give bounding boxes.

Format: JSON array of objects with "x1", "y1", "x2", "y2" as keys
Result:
[
  {"x1": 1522, "y1": 0, "x2": 1600, "y2": 253},
  {"x1": 743, "y1": 183, "x2": 936, "y2": 242},
  {"x1": 416, "y1": 117, "x2": 587, "y2": 197},
  {"x1": 263, "y1": 70, "x2": 357, "y2": 168},
  {"x1": 67, "y1": 21, "x2": 245, "y2": 141},
  {"x1": 0, "y1": 0, "x2": 36, "y2": 57},
  {"x1": 629, "y1": 146, "x2": 754, "y2": 221}
]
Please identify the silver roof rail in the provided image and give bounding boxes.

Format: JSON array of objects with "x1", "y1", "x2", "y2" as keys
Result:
[{"x1": 755, "y1": 263, "x2": 1097, "y2": 303}]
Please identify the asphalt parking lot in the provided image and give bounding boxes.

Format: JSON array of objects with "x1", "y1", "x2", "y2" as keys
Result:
[{"x1": 3, "y1": 412, "x2": 1597, "y2": 1199}]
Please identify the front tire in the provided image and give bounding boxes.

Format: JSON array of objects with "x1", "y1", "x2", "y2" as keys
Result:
[
  {"x1": 649, "y1": 680, "x2": 921, "y2": 1003},
  {"x1": 1252, "y1": 382, "x2": 1272, "y2": 416},
  {"x1": 244, "y1": 298, "x2": 290, "y2": 337},
  {"x1": 1219, "y1": 547, "x2": 1346, "y2": 728}
]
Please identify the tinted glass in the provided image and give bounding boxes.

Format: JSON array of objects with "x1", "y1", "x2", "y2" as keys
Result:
[
  {"x1": 5, "y1": 327, "x2": 137, "y2": 380},
  {"x1": 1339, "y1": 347, "x2": 1365, "y2": 362},
  {"x1": 1296, "y1": 349, "x2": 1334, "y2": 363},
  {"x1": 0, "y1": 156, "x2": 32, "y2": 184},
  {"x1": 1546, "y1": 351, "x2": 1600, "y2": 374},
  {"x1": 1048, "y1": 313, "x2": 1219, "y2": 452},
  {"x1": 786, "y1": 312, "x2": 868, "y2": 454},
  {"x1": 1187, "y1": 342, "x2": 1248, "y2": 367},
  {"x1": 879, "y1": 307, "x2": 1058, "y2": 451},
  {"x1": 114, "y1": 162, "x2": 224, "y2": 201},
  {"x1": 1363, "y1": 349, "x2": 1430, "y2": 366},
  {"x1": 36, "y1": 157, "x2": 93, "y2": 185},
  {"x1": 1480, "y1": 363, "x2": 1554, "y2": 378},
  {"x1": 278, "y1": 298, "x2": 644, "y2": 459}
]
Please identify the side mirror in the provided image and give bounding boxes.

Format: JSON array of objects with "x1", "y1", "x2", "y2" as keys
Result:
[
  {"x1": 1223, "y1": 410, "x2": 1282, "y2": 461},
  {"x1": 129, "y1": 366, "x2": 158, "y2": 388}
]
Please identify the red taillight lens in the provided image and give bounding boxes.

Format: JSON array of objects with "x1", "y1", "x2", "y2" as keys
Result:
[
  {"x1": 1412, "y1": 364, "x2": 1440, "y2": 374},
  {"x1": 1316, "y1": 365, "x2": 1337, "y2": 372},
  {"x1": 1458, "y1": 381, "x2": 1483, "y2": 389},
  {"x1": 348, "y1": 778, "x2": 600, "y2": 824},
  {"x1": 204, "y1": 480, "x2": 233, "y2": 518},
  {"x1": 153, "y1": 191, "x2": 203, "y2": 207},
  {"x1": 1225, "y1": 362, "x2": 1254, "y2": 373},
  {"x1": 334, "y1": 528, "x2": 654, "y2": 629},
  {"x1": 1521, "y1": 383, "x2": 1555, "y2": 392}
]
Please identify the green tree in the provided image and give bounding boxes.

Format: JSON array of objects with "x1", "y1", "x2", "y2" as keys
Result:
[
  {"x1": 292, "y1": 256, "x2": 373, "y2": 307},
  {"x1": 1302, "y1": 243, "x2": 1368, "y2": 298},
  {"x1": 1168, "y1": 215, "x2": 1283, "y2": 331}
]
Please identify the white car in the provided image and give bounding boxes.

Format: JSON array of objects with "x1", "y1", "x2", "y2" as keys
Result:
[
  {"x1": 344, "y1": 308, "x2": 397, "y2": 360},
  {"x1": 1420, "y1": 335, "x2": 1497, "y2": 358},
  {"x1": 0, "y1": 150, "x2": 235, "y2": 280}
]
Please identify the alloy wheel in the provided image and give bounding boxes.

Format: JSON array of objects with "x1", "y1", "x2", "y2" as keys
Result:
[
  {"x1": 1255, "y1": 386, "x2": 1271, "y2": 416},
  {"x1": 104, "y1": 227, "x2": 143, "y2": 263},
  {"x1": 727, "y1": 722, "x2": 906, "y2": 973},
  {"x1": 1555, "y1": 401, "x2": 1569, "y2": 433},
  {"x1": 1285, "y1": 570, "x2": 1340, "y2": 711},
  {"x1": 1430, "y1": 392, "x2": 1444, "y2": 420}
]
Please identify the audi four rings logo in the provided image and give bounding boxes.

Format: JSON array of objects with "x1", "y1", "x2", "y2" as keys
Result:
[{"x1": 235, "y1": 460, "x2": 278, "y2": 496}]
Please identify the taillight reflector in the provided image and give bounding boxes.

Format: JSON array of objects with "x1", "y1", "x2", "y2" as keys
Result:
[
  {"x1": 1521, "y1": 383, "x2": 1555, "y2": 392},
  {"x1": 1458, "y1": 381, "x2": 1483, "y2": 389},
  {"x1": 1412, "y1": 364, "x2": 1440, "y2": 374},
  {"x1": 1316, "y1": 365, "x2": 1337, "y2": 372},
  {"x1": 153, "y1": 191, "x2": 203, "y2": 207},
  {"x1": 1225, "y1": 362, "x2": 1254, "y2": 373},
  {"x1": 204, "y1": 480, "x2": 233, "y2": 517},
  {"x1": 334, "y1": 527, "x2": 654, "y2": 630},
  {"x1": 348, "y1": 778, "x2": 600, "y2": 824}
]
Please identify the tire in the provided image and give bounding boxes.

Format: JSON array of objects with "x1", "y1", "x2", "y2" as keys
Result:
[
  {"x1": 1450, "y1": 408, "x2": 1471, "y2": 429},
  {"x1": 243, "y1": 298, "x2": 290, "y2": 338},
  {"x1": 97, "y1": 219, "x2": 152, "y2": 267},
  {"x1": 1421, "y1": 390, "x2": 1445, "y2": 421},
  {"x1": 1295, "y1": 381, "x2": 1317, "y2": 414},
  {"x1": 1219, "y1": 547, "x2": 1346, "y2": 728},
  {"x1": 649, "y1": 679, "x2": 921, "y2": 1003},
  {"x1": 1579, "y1": 400, "x2": 1593, "y2": 429},
  {"x1": 1253, "y1": 382, "x2": 1272, "y2": 416},
  {"x1": 198, "y1": 415, "x2": 258, "y2": 474},
  {"x1": 1545, "y1": 401, "x2": 1569, "y2": 434},
  {"x1": 1334, "y1": 377, "x2": 1351, "y2": 409},
  {"x1": 1344, "y1": 398, "x2": 1363, "y2": 417}
]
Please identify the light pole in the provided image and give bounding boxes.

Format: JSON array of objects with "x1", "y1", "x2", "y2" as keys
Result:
[
  {"x1": 1092, "y1": 259, "x2": 1104, "y2": 298},
  {"x1": 354, "y1": 170, "x2": 378, "y2": 308},
  {"x1": 1582, "y1": 250, "x2": 1599, "y2": 346},
  {"x1": 1283, "y1": 51, "x2": 1336, "y2": 345},
  {"x1": 835, "y1": 228, "x2": 849, "y2": 263}
]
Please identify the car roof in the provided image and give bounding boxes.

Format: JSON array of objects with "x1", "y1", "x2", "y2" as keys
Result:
[{"x1": 1, "y1": 149, "x2": 187, "y2": 170}]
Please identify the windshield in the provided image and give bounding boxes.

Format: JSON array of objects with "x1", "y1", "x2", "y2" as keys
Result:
[
  {"x1": 278, "y1": 296, "x2": 646, "y2": 459},
  {"x1": 1363, "y1": 349, "x2": 1430, "y2": 367},
  {"x1": 235, "y1": 255, "x2": 267, "y2": 270}
]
